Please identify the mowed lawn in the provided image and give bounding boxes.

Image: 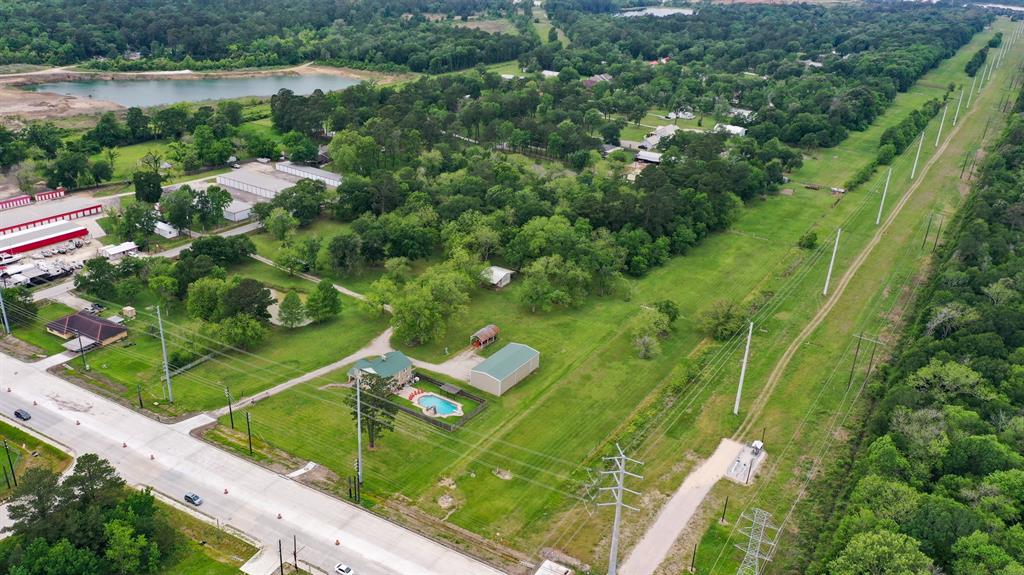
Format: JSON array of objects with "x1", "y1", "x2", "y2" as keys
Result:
[
  {"x1": 10, "y1": 301, "x2": 76, "y2": 356},
  {"x1": 91, "y1": 140, "x2": 174, "y2": 181},
  {"x1": 158, "y1": 499, "x2": 255, "y2": 575},
  {"x1": 78, "y1": 261, "x2": 389, "y2": 415},
  {"x1": 0, "y1": 421, "x2": 72, "y2": 500}
]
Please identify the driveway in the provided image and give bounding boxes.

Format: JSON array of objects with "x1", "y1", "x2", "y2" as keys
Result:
[{"x1": 0, "y1": 353, "x2": 504, "y2": 575}]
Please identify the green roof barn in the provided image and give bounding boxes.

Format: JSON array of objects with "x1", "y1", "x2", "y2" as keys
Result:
[{"x1": 469, "y1": 343, "x2": 540, "y2": 396}]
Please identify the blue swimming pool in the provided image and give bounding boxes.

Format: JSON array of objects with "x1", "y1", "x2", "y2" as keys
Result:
[{"x1": 416, "y1": 394, "x2": 460, "y2": 416}]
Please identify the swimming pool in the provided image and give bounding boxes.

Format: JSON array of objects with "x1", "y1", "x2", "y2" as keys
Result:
[{"x1": 415, "y1": 393, "x2": 463, "y2": 418}]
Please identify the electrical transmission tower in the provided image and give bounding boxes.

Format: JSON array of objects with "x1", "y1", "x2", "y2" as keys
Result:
[
  {"x1": 735, "y1": 508, "x2": 779, "y2": 575},
  {"x1": 598, "y1": 443, "x2": 643, "y2": 575}
]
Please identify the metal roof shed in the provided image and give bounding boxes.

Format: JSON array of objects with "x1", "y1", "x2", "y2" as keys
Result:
[{"x1": 469, "y1": 343, "x2": 540, "y2": 396}]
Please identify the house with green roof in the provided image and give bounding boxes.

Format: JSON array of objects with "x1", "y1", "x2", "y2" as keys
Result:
[
  {"x1": 347, "y1": 351, "x2": 414, "y2": 390},
  {"x1": 469, "y1": 343, "x2": 540, "y2": 396}
]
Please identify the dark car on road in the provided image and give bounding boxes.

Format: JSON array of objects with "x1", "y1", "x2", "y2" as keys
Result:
[{"x1": 13, "y1": 409, "x2": 30, "y2": 421}]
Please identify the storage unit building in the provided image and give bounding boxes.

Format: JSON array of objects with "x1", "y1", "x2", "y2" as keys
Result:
[
  {"x1": 0, "y1": 204, "x2": 102, "y2": 235},
  {"x1": 275, "y1": 161, "x2": 342, "y2": 187},
  {"x1": 469, "y1": 343, "x2": 540, "y2": 396},
  {"x1": 0, "y1": 195, "x2": 31, "y2": 211},
  {"x1": 216, "y1": 171, "x2": 292, "y2": 199},
  {"x1": 0, "y1": 221, "x2": 88, "y2": 255}
]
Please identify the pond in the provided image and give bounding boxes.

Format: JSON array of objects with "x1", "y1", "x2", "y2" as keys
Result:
[
  {"x1": 617, "y1": 7, "x2": 696, "y2": 17},
  {"x1": 23, "y1": 73, "x2": 361, "y2": 108}
]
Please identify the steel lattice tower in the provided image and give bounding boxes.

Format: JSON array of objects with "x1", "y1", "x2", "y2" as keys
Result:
[{"x1": 735, "y1": 508, "x2": 778, "y2": 575}]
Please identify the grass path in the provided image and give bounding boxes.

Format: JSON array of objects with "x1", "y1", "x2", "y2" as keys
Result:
[{"x1": 734, "y1": 79, "x2": 977, "y2": 440}]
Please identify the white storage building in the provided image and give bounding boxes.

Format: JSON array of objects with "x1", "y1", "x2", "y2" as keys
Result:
[
  {"x1": 275, "y1": 161, "x2": 342, "y2": 187},
  {"x1": 100, "y1": 241, "x2": 138, "y2": 260},
  {"x1": 154, "y1": 221, "x2": 179, "y2": 239},
  {"x1": 223, "y1": 199, "x2": 253, "y2": 222},
  {"x1": 216, "y1": 171, "x2": 293, "y2": 199}
]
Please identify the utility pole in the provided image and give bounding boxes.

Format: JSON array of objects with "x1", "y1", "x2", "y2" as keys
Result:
[
  {"x1": 952, "y1": 88, "x2": 965, "y2": 126},
  {"x1": 0, "y1": 288, "x2": 10, "y2": 335},
  {"x1": 910, "y1": 132, "x2": 924, "y2": 180},
  {"x1": 3, "y1": 440, "x2": 16, "y2": 487},
  {"x1": 156, "y1": 305, "x2": 173, "y2": 403},
  {"x1": 823, "y1": 228, "x2": 841, "y2": 296},
  {"x1": 293, "y1": 534, "x2": 298, "y2": 570},
  {"x1": 933, "y1": 216, "x2": 944, "y2": 252},
  {"x1": 934, "y1": 105, "x2": 947, "y2": 147},
  {"x1": 846, "y1": 335, "x2": 863, "y2": 390},
  {"x1": 75, "y1": 330, "x2": 89, "y2": 370},
  {"x1": 876, "y1": 167, "x2": 892, "y2": 225},
  {"x1": 278, "y1": 540, "x2": 284, "y2": 575},
  {"x1": 225, "y1": 387, "x2": 235, "y2": 429},
  {"x1": 356, "y1": 376, "x2": 363, "y2": 485},
  {"x1": 245, "y1": 412, "x2": 253, "y2": 455},
  {"x1": 598, "y1": 444, "x2": 643, "y2": 575},
  {"x1": 137, "y1": 384, "x2": 144, "y2": 409},
  {"x1": 922, "y1": 213, "x2": 934, "y2": 250},
  {"x1": 733, "y1": 322, "x2": 754, "y2": 416},
  {"x1": 735, "y1": 508, "x2": 779, "y2": 575},
  {"x1": 967, "y1": 75, "x2": 978, "y2": 109}
]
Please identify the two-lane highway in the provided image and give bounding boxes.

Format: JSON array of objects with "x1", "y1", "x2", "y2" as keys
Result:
[{"x1": 0, "y1": 353, "x2": 504, "y2": 575}]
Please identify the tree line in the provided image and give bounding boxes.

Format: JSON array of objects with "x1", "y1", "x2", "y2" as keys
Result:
[{"x1": 792, "y1": 85, "x2": 1024, "y2": 575}]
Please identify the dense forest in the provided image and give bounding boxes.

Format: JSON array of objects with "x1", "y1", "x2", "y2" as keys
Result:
[
  {"x1": 0, "y1": 0, "x2": 532, "y2": 71},
  {"x1": 531, "y1": 3, "x2": 988, "y2": 148},
  {"x1": 793, "y1": 86, "x2": 1024, "y2": 574}
]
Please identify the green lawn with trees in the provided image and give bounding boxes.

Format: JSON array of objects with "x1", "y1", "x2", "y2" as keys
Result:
[
  {"x1": 0, "y1": 421, "x2": 72, "y2": 501},
  {"x1": 0, "y1": 453, "x2": 253, "y2": 574}
]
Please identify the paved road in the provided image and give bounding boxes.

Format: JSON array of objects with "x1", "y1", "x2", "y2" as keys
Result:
[{"x1": 0, "y1": 353, "x2": 504, "y2": 575}]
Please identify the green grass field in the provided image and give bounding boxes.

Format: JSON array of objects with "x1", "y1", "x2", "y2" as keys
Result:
[
  {"x1": 190, "y1": 18, "x2": 1024, "y2": 568},
  {"x1": 158, "y1": 499, "x2": 255, "y2": 575},
  {"x1": 74, "y1": 261, "x2": 389, "y2": 415},
  {"x1": 10, "y1": 301, "x2": 76, "y2": 356},
  {"x1": 0, "y1": 421, "x2": 72, "y2": 500},
  {"x1": 91, "y1": 140, "x2": 174, "y2": 181}
]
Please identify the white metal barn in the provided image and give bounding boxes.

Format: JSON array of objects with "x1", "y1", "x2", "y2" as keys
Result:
[
  {"x1": 275, "y1": 161, "x2": 343, "y2": 187},
  {"x1": 216, "y1": 171, "x2": 292, "y2": 199},
  {"x1": 469, "y1": 343, "x2": 540, "y2": 396},
  {"x1": 222, "y1": 199, "x2": 253, "y2": 222}
]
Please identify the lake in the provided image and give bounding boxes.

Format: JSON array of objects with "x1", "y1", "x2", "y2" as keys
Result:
[{"x1": 24, "y1": 74, "x2": 361, "y2": 108}]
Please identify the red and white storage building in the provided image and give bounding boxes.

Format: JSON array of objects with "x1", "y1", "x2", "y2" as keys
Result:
[
  {"x1": 0, "y1": 204, "x2": 102, "y2": 235},
  {"x1": 0, "y1": 221, "x2": 88, "y2": 255}
]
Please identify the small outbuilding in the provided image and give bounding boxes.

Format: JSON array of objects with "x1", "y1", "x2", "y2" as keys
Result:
[
  {"x1": 469, "y1": 343, "x2": 540, "y2": 396},
  {"x1": 46, "y1": 311, "x2": 128, "y2": 347},
  {"x1": 481, "y1": 266, "x2": 515, "y2": 289},
  {"x1": 470, "y1": 324, "x2": 499, "y2": 349},
  {"x1": 348, "y1": 351, "x2": 414, "y2": 390},
  {"x1": 222, "y1": 199, "x2": 253, "y2": 222},
  {"x1": 99, "y1": 241, "x2": 138, "y2": 260},
  {"x1": 154, "y1": 221, "x2": 179, "y2": 239}
]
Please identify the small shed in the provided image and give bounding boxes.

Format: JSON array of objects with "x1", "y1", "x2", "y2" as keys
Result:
[
  {"x1": 99, "y1": 241, "x2": 138, "y2": 260},
  {"x1": 482, "y1": 266, "x2": 515, "y2": 289},
  {"x1": 122, "y1": 306, "x2": 136, "y2": 319},
  {"x1": 470, "y1": 324, "x2": 499, "y2": 349},
  {"x1": 469, "y1": 343, "x2": 540, "y2": 396}
]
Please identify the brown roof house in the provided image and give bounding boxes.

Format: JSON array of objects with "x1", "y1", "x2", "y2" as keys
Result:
[{"x1": 46, "y1": 311, "x2": 128, "y2": 350}]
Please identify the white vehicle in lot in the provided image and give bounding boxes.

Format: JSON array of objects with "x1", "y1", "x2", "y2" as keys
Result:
[{"x1": 334, "y1": 564, "x2": 354, "y2": 574}]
